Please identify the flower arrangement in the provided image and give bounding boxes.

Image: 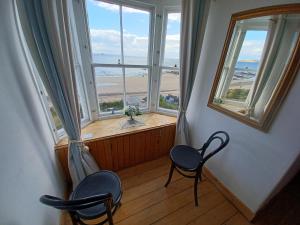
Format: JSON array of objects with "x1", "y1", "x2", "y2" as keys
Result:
[{"x1": 124, "y1": 105, "x2": 142, "y2": 121}]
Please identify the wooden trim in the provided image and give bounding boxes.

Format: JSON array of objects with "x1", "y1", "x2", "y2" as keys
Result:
[
  {"x1": 232, "y1": 4, "x2": 300, "y2": 20},
  {"x1": 55, "y1": 122, "x2": 175, "y2": 150},
  {"x1": 56, "y1": 124, "x2": 176, "y2": 184},
  {"x1": 55, "y1": 113, "x2": 176, "y2": 150},
  {"x1": 203, "y1": 167, "x2": 256, "y2": 221},
  {"x1": 207, "y1": 4, "x2": 300, "y2": 132}
]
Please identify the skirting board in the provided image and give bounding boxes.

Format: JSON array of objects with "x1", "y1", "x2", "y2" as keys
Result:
[{"x1": 203, "y1": 167, "x2": 256, "y2": 221}]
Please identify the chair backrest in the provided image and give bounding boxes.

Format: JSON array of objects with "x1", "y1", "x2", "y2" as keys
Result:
[
  {"x1": 40, "y1": 193, "x2": 112, "y2": 211},
  {"x1": 200, "y1": 131, "x2": 230, "y2": 164}
]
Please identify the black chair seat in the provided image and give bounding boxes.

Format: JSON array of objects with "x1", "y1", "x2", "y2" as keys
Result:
[
  {"x1": 71, "y1": 171, "x2": 122, "y2": 220},
  {"x1": 170, "y1": 145, "x2": 203, "y2": 171}
]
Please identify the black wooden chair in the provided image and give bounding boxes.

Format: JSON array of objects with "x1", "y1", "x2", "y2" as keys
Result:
[
  {"x1": 40, "y1": 170, "x2": 122, "y2": 225},
  {"x1": 165, "y1": 131, "x2": 229, "y2": 206}
]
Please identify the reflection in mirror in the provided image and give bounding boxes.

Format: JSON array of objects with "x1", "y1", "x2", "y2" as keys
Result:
[{"x1": 209, "y1": 7, "x2": 300, "y2": 130}]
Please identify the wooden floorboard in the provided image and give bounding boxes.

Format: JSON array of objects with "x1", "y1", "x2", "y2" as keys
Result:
[{"x1": 63, "y1": 157, "x2": 251, "y2": 225}]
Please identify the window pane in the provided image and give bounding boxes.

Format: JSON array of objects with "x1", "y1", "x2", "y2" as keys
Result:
[
  {"x1": 74, "y1": 65, "x2": 89, "y2": 120},
  {"x1": 87, "y1": 1, "x2": 121, "y2": 64},
  {"x1": 125, "y1": 68, "x2": 148, "y2": 108},
  {"x1": 163, "y1": 13, "x2": 181, "y2": 67},
  {"x1": 34, "y1": 72, "x2": 65, "y2": 132},
  {"x1": 94, "y1": 67, "x2": 124, "y2": 113},
  {"x1": 159, "y1": 69, "x2": 179, "y2": 110},
  {"x1": 225, "y1": 30, "x2": 268, "y2": 102},
  {"x1": 44, "y1": 92, "x2": 63, "y2": 131},
  {"x1": 122, "y1": 6, "x2": 150, "y2": 65}
]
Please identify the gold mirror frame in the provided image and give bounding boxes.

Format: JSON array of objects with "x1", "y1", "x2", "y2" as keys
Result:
[{"x1": 208, "y1": 4, "x2": 300, "y2": 131}]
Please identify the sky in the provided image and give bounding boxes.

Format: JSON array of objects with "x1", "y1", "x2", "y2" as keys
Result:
[
  {"x1": 86, "y1": 0, "x2": 181, "y2": 60},
  {"x1": 238, "y1": 30, "x2": 268, "y2": 61},
  {"x1": 86, "y1": 0, "x2": 267, "y2": 62}
]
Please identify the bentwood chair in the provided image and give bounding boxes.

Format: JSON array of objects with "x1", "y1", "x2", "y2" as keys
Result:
[
  {"x1": 165, "y1": 131, "x2": 229, "y2": 206},
  {"x1": 40, "y1": 171, "x2": 122, "y2": 225}
]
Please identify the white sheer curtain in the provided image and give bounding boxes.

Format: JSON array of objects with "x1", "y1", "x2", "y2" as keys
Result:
[
  {"x1": 17, "y1": 0, "x2": 99, "y2": 188},
  {"x1": 176, "y1": 0, "x2": 210, "y2": 145},
  {"x1": 246, "y1": 16, "x2": 286, "y2": 118}
]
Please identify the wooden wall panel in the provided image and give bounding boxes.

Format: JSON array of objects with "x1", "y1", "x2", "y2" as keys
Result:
[
  {"x1": 123, "y1": 135, "x2": 130, "y2": 168},
  {"x1": 56, "y1": 124, "x2": 176, "y2": 184}
]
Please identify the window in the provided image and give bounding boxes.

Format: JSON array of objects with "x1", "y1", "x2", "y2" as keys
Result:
[
  {"x1": 213, "y1": 19, "x2": 270, "y2": 112},
  {"x1": 86, "y1": 1, "x2": 182, "y2": 117},
  {"x1": 209, "y1": 12, "x2": 300, "y2": 130},
  {"x1": 87, "y1": 1, "x2": 151, "y2": 115},
  {"x1": 30, "y1": 24, "x2": 90, "y2": 140},
  {"x1": 223, "y1": 30, "x2": 268, "y2": 103},
  {"x1": 35, "y1": 71, "x2": 89, "y2": 139},
  {"x1": 158, "y1": 12, "x2": 181, "y2": 111}
]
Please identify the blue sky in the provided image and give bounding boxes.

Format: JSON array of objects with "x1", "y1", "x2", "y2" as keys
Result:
[
  {"x1": 86, "y1": 0, "x2": 181, "y2": 59},
  {"x1": 87, "y1": 1, "x2": 267, "y2": 62},
  {"x1": 238, "y1": 30, "x2": 268, "y2": 61}
]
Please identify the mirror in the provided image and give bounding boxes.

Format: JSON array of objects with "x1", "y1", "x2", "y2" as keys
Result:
[{"x1": 208, "y1": 4, "x2": 300, "y2": 131}]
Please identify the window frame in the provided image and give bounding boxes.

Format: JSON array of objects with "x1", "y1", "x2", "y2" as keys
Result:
[
  {"x1": 157, "y1": 7, "x2": 181, "y2": 116},
  {"x1": 70, "y1": 5, "x2": 92, "y2": 126},
  {"x1": 217, "y1": 24, "x2": 269, "y2": 109},
  {"x1": 87, "y1": 0, "x2": 155, "y2": 117},
  {"x1": 84, "y1": 0, "x2": 181, "y2": 118}
]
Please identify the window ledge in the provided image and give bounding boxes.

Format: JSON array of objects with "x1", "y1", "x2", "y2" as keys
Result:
[{"x1": 55, "y1": 113, "x2": 176, "y2": 150}]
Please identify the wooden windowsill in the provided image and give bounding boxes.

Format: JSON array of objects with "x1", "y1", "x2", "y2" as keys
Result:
[{"x1": 55, "y1": 113, "x2": 177, "y2": 150}]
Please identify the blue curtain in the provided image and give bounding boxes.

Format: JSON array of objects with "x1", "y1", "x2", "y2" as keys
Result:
[
  {"x1": 176, "y1": 0, "x2": 210, "y2": 145},
  {"x1": 17, "y1": 0, "x2": 99, "y2": 188}
]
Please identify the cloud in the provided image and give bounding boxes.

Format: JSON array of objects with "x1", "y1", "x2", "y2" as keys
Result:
[
  {"x1": 168, "y1": 13, "x2": 181, "y2": 22},
  {"x1": 90, "y1": 29, "x2": 180, "y2": 59},
  {"x1": 89, "y1": 0, "x2": 148, "y2": 14},
  {"x1": 164, "y1": 34, "x2": 180, "y2": 59},
  {"x1": 90, "y1": 29, "x2": 148, "y2": 57},
  {"x1": 238, "y1": 40, "x2": 266, "y2": 60}
]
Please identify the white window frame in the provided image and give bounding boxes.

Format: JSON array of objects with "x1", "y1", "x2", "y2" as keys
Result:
[
  {"x1": 84, "y1": 0, "x2": 181, "y2": 118},
  {"x1": 156, "y1": 7, "x2": 181, "y2": 116},
  {"x1": 86, "y1": 0, "x2": 155, "y2": 117},
  {"x1": 30, "y1": 67, "x2": 91, "y2": 142},
  {"x1": 217, "y1": 23, "x2": 270, "y2": 109},
  {"x1": 36, "y1": 77, "x2": 65, "y2": 140}
]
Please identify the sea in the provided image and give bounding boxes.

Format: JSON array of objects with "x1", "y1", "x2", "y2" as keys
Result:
[
  {"x1": 234, "y1": 61, "x2": 259, "y2": 80},
  {"x1": 92, "y1": 53, "x2": 259, "y2": 80},
  {"x1": 93, "y1": 53, "x2": 179, "y2": 77}
]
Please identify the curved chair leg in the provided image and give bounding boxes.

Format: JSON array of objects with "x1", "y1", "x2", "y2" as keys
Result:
[
  {"x1": 69, "y1": 212, "x2": 78, "y2": 225},
  {"x1": 194, "y1": 175, "x2": 199, "y2": 206},
  {"x1": 105, "y1": 199, "x2": 114, "y2": 225},
  {"x1": 165, "y1": 163, "x2": 175, "y2": 187}
]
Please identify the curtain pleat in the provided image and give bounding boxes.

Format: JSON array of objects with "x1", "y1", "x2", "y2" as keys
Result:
[
  {"x1": 246, "y1": 16, "x2": 286, "y2": 118},
  {"x1": 176, "y1": 0, "x2": 209, "y2": 145},
  {"x1": 17, "y1": 0, "x2": 99, "y2": 188}
]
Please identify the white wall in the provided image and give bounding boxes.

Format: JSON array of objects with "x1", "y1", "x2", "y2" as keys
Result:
[
  {"x1": 0, "y1": 1, "x2": 65, "y2": 224},
  {"x1": 188, "y1": 0, "x2": 300, "y2": 213}
]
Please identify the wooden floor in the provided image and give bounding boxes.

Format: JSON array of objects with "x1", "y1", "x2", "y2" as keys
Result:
[{"x1": 62, "y1": 156, "x2": 251, "y2": 225}]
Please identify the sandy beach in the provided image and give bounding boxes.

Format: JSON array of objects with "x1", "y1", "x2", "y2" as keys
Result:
[{"x1": 96, "y1": 72, "x2": 179, "y2": 106}]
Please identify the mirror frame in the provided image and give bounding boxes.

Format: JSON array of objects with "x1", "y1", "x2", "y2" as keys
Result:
[{"x1": 208, "y1": 4, "x2": 300, "y2": 131}]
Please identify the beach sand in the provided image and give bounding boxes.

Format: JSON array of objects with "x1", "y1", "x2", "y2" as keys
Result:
[{"x1": 96, "y1": 72, "x2": 179, "y2": 104}]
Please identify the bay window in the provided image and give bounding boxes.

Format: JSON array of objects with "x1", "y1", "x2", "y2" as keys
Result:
[
  {"x1": 31, "y1": 0, "x2": 181, "y2": 141},
  {"x1": 86, "y1": 0, "x2": 181, "y2": 117},
  {"x1": 87, "y1": 1, "x2": 152, "y2": 115}
]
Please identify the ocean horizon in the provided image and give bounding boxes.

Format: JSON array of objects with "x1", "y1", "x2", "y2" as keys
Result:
[{"x1": 92, "y1": 53, "x2": 259, "y2": 77}]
